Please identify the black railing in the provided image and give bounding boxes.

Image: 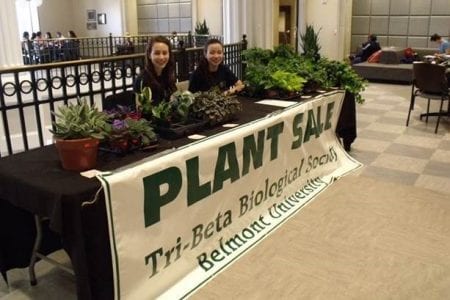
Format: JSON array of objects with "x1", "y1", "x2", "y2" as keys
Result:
[
  {"x1": 22, "y1": 33, "x2": 224, "y2": 65},
  {"x1": 1, "y1": 37, "x2": 247, "y2": 157}
]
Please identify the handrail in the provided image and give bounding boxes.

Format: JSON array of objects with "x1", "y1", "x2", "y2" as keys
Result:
[{"x1": 21, "y1": 33, "x2": 225, "y2": 65}]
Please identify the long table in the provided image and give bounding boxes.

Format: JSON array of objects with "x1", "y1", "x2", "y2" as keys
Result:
[{"x1": 0, "y1": 93, "x2": 356, "y2": 299}]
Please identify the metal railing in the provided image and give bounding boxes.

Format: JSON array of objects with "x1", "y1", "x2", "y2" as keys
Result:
[
  {"x1": 22, "y1": 33, "x2": 224, "y2": 65},
  {"x1": 1, "y1": 37, "x2": 247, "y2": 157}
]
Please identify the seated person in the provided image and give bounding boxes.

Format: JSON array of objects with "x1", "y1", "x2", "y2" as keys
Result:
[
  {"x1": 188, "y1": 38, "x2": 244, "y2": 94},
  {"x1": 350, "y1": 34, "x2": 381, "y2": 64},
  {"x1": 430, "y1": 33, "x2": 450, "y2": 55},
  {"x1": 133, "y1": 36, "x2": 177, "y2": 105}
]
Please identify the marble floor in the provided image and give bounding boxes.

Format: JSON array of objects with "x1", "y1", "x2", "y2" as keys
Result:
[{"x1": 1, "y1": 82, "x2": 449, "y2": 299}]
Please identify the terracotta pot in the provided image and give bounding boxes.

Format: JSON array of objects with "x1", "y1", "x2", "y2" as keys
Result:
[{"x1": 55, "y1": 138, "x2": 99, "y2": 171}]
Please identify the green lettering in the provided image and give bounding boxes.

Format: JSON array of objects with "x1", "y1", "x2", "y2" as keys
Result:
[
  {"x1": 213, "y1": 142, "x2": 240, "y2": 192},
  {"x1": 186, "y1": 156, "x2": 211, "y2": 206},
  {"x1": 325, "y1": 101, "x2": 334, "y2": 130},
  {"x1": 266, "y1": 122, "x2": 284, "y2": 160},
  {"x1": 242, "y1": 130, "x2": 265, "y2": 176},
  {"x1": 291, "y1": 112, "x2": 304, "y2": 149},
  {"x1": 304, "y1": 109, "x2": 320, "y2": 143},
  {"x1": 143, "y1": 167, "x2": 182, "y2": 227}
]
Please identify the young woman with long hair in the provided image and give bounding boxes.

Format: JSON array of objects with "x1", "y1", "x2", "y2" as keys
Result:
[
  {"x1": 134, "y1": 36, "x2": 177, "y2": 104},
  {"x1": 188, "y1": 38, "x2": 244, "y2": 94}
]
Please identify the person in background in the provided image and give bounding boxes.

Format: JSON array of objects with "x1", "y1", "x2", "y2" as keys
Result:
[
  {"x1": 350, "y1": 34, "x2": 381, "y2": 64},
  {"x1": 67, "y1": 30, "x2": 80, "y2": 60},
  {"x1": 430, "y1": 33, "x2": 449, "y2": 55},
  {"x1": 45, "y1": 32, "x2": 53, "y2": 47},
  {"x1": 188, "y1": 38, "x2": 244, "y2": 94},
  {"x1": 21, "y1": 31, "x2": 32, "y2": 64},
  {"x1": 68, "y1": 30, "x2": 77, "y2": 39},
  {"x1": 133, "y1": 36, "x2": 177, "y2": 105},
  {"x1": 34, "y1": 31, "x2": 44, "y2": 47}
]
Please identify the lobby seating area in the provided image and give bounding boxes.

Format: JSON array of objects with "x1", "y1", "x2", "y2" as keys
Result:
[{"x1": 351, "y1": 47, "x2": 437, "y2": 83}]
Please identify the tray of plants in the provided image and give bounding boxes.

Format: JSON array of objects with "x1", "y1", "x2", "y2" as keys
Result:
[
  {"x1": 100, "y1": 105, "x2": 158, "y2": 155},
  {"x1": 154, "y1": 119, "x2": 207, "y2": 140}
]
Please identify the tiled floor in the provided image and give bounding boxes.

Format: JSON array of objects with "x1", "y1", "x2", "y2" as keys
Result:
[
  {"x1": 1, "y1": 82, "x2": 449, "y2": 299},
  {"x1": 351, "y1": 82, "x2": 450, "y2": 194}
]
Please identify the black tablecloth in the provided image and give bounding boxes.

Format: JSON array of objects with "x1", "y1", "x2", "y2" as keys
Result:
[{"x1": 0, "y1": 93, "x2": 356, "y2": 299}]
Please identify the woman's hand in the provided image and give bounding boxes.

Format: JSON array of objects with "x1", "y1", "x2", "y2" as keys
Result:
[{"x1": 224, "y1": 80, "x2": 245, "y2": 96}]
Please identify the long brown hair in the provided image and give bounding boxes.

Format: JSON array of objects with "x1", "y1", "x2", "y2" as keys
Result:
[
  {"x1": 196, "y1": 38, "x2": 224, "y2": 83},
  {"x1": 143, "y1": 36, "x2": 177, "y2": 96}
]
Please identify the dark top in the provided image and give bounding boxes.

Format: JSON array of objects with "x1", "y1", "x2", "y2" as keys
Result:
[
  {"x1": 358, "y1": 40, "x2": 381, "y2": 62},
  {"x1": 133, "y1": 71, "x2": 174, "y2": 105},
  {"x1": 188, "y1": 64, "x2": 238, "y2": 93}
]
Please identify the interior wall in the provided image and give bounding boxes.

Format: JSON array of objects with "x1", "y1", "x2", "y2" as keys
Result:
[
  {"x1": 196, "y1": 0, "x2": 222, "y2": 35},
  {"x1": 351, "y1": 0, "x2": 450, "y2": 51},
  {"x1": 73, "y1": 0, "x2": 123, "y2": 37},
  {"x1": 37, "y1": 0, "x2": 74, "y2": 37},
  {"x1": 37, "y1": 0, "x2": 123, "y2": 38},
  {"x1": 123, "y1": 0, "x2": 138, "y2": 35},
  {"x1": 304, "y1": 0, "x2": 342, "y2": 60}
]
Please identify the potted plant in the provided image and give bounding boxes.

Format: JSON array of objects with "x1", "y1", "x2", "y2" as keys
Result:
[
  {"x1": 50, "y1": 99, "x2": 110, "y2": 171},
  {"x1": 299, "y1": 24, "x2": 321, "y2": 61},
  {"x1": 103, "y1": 105, "x2": 157, "y2": 154},
  {"x1": 152, "y1": 90, "x2": 204, "y2": 139},
  {"x1": 264, "y1": 70, "x2": 306, "y2": 99},
  {"x1": 190, "y1": 88, "x2": 242, "y2": 126},
  {"x1": 135, "y1": 86, "x2": 153, "y2": 118},
  {"x1": 317, "y1": 58, "x2": 367, "y2": 104},
  {"x1": 195, "y1": 19, "x2": 210, "y2": 47}
]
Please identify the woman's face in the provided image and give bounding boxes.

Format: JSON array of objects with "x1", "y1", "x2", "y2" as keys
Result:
[
  {"x1": 150, "y1": 42, "x2": 170, "y2": 73},
  {"x1": 205, "y1": 43, "x2": 224, "y2": 70}
]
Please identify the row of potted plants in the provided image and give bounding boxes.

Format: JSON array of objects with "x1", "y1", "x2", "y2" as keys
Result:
[
  {"x1": 243, "y1": 44, "x2": 367, "y2": 103},
  {"x1": 242, "y1": 25, "x2": 367, "y2": 104},
  {"x1": 51, "y1": 88, "x2": 242, "y2": 171}
]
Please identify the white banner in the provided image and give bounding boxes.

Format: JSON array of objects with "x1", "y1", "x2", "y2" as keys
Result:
[{"x1": 98, "y1": 91, "x2": 361, "y2": 299}]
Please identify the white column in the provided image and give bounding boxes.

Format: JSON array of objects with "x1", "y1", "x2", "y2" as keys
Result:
[
  {"x1": 222, "y1": 0, "x2": 245, "y2": 44},
  {"x1": 0, "y1": 0, "x2": 23, "y2": 67},
  {"x1": 248, "y1": 0, "x2": 274, "y2": 49},
  {"x1": 223, "y1": 0, "x2": 273, "y2": 48}
]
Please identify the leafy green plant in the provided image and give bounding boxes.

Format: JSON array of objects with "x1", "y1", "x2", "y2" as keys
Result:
[
  {"x1": 195, "y1": 19, "x2": 210, "y2": 35},
  {"x1": 50, "y1": 99, "x2": 109, "y2": 140},
  {"x1": 135, "y1": 86, "x2": 153, "y2": 117},
  {"x1": 299, "y1": 24, "x2": 321, "y2": 61},
  {"x1": 104, "y1": 105, "x2": 156, "y2": 152},
  {"x1": 151, "y1": 102, "x2": 172, "y2": 122},
  {"x1": 265, "y1": 70, "x2": 306, "y2": 92},
  {"x1": 124, "y1": 118, "x2": 156, "y2": 146},
  {"x1": 169, "y1": 90, "x2": 195, "y2": 122},
  {"x1": 151, "y1": 90, "x2": 195, "y2": 124},
  {"x1": 243, "y1": 47, "x2": 273, "y2": 66},
  {"x1": 190, "y1": 88, "x2": 242, "y2": 126},
  {"x1": 317, "y1": 58, "x2": 367, "y2": 103}
]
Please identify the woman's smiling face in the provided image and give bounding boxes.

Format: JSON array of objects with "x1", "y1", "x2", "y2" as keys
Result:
[
  {"x1": 150, "y1": 42, "x2": 170, "y2": 74},
  {"x1": 205, "y1": 42, "x2": 224, "y2": 70}
]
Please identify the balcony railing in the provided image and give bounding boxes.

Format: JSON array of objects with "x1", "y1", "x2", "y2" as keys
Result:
[
  {"x1": 1, "y1": 37, "x2": 247, "y2": 157},
  {"x1": 21, "y1": 33, "x2": 224, "y2": 65}
]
